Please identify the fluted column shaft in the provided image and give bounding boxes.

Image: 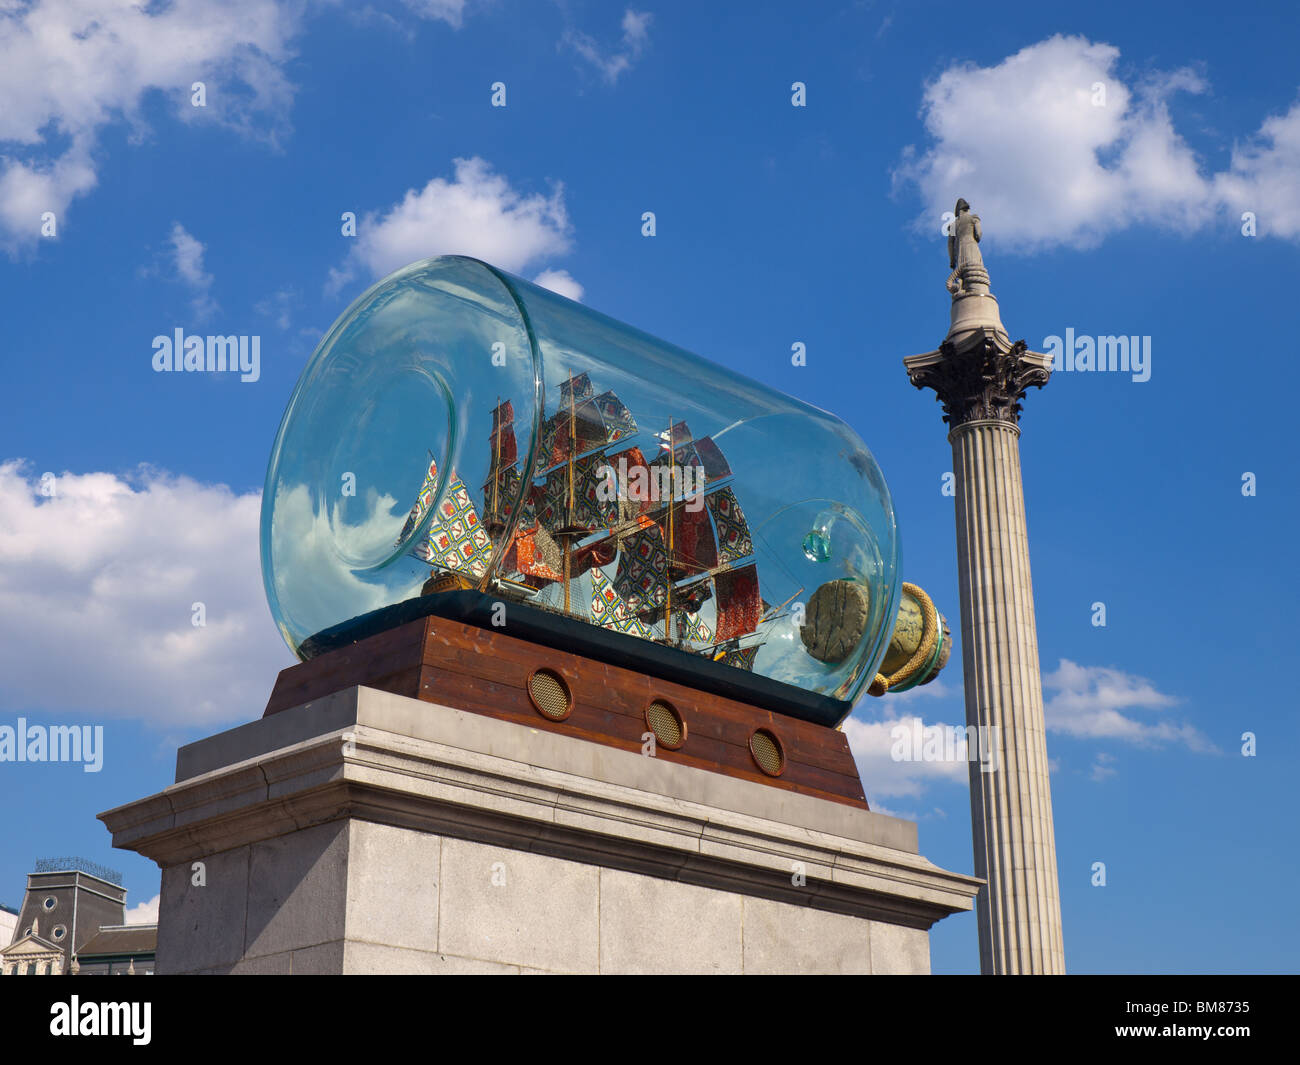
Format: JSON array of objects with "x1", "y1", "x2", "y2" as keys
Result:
[{"x1": 949, "y1": 418, "x2": 1064, "y2": 974}]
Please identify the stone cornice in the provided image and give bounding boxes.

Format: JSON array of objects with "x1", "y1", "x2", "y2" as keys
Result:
[{"x1": 100, "y1": 689, "x2": 981, "y2": 931}]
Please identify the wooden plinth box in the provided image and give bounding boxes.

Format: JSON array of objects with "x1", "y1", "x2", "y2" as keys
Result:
[{"x1": 265, "y1": 616, "x2": 869, "y2": 810}]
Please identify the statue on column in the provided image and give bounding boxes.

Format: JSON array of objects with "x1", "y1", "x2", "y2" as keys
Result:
[{"x1": 947, "y1": 198, "x2": 990, "y2": 296}]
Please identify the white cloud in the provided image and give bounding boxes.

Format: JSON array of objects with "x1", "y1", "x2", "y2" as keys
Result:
[
  {"x1": 0, "y1": 461, "x2": 292, "y2": 726},
  {"x1": 1043, "y1": 658, "x2": 1215, "y2": 752},
  {"x1": 842, "y1": 713, "x2": 970, "y2": 800},
  {"x1": 168, "y1": 223, "x2": 216, "y2": 319},
  {"x1": 255, "y1": 287, "x2": 299, "y2": 330},
  {"x1": 124, "y1": 893, "x2": 160, "y2": 925},
  {"x1": 169, "y1": 224, "x2": 211, "y2": 290},
  {"x1": 328, "y1": 156, "x2": 576, "y2": 293},
  {"x1": 1213, "y1": 99, "x2": 1300, "y2": 239},
  {"x1": 563, "y1": 8, "x2": 652, "y2": 85},
  {"x1": 400, "y1": 0, "x2": 471, "y2": 29},
  {"x1": 533, "y1": 268, "x2": 584, "y2": 302},
  {"x1": 894, "y1": 34, "x2": 1300, "y2": 248},
  {"x1": 882, "y1": 678, "x2": 955, "y2": 704},
  {"x1": 0, "y1": 0, "x2": 302, "y2": 252},
  {"x1": 1089, "y1": 752, "x2": 1118, "y2": 782},
  {"x1": 0, "y1": 137, "x2": 97, "y2": 249},
  {"x1": 846, "y1": 657, "x2": 1210, "y2": 805}
]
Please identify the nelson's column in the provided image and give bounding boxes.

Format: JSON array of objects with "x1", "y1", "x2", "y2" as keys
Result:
[{"x1": 903, "y1": 199, "x2": 1065, "y2": 974}]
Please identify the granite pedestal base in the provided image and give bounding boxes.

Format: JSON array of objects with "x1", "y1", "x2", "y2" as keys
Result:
[{"x1": 100, "y1": 686, "x2": 980, "y2": 974}]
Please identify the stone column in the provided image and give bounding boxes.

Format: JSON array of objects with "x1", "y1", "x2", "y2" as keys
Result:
[{"x1": 904, "y1": 329, "x2": 1065, "y2": 974}]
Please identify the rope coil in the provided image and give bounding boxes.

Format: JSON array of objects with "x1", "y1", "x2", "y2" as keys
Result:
[{"x1": 868, "y1": 582, "x2": 940, "y2": 697}]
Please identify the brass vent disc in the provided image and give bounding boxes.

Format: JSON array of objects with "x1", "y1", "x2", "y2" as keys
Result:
[
  {"x1": 749, "y1": 729, "x2": 785, "y2": 776},
  {"x1": 528, "y1": 669, "x2": 572, "y2": 720},
  {"x1": 645, "y1": 700, "x2": 685, "y2": 749}
]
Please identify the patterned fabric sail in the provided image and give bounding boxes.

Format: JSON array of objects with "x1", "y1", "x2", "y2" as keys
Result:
[
  {"x1": 399, "y1": 453, "x2": 441, "y2": 545},
  {"x1": 541, "y1": 405, "x2": 604, "y2": 468},
  {"x1": 675, "y1": 502, "x2": 718, "y2": 575},
  {"x1": 613, "y1": 524, "x2": 670, "y2": 618},
  {"x1": 541, "y1": 387, "x2": 639, "y2": 471},
  {"x1": 404, "y1": 456, "x2": 494, "y2": 578},
  {"x1": 535, "y1": 454, "x2": 620, "y2": 532},
  {"x1": 609, "y1": 446, "x2": 656, "y2": 519},
  {"x1": 692, "y1": 436, "x2": 732, "y2": 483},
  {"x1": 647, "y1": 421, "x2": 694, "y2": 491},
  {"x1": 674, "y1": 576, "x2": 712, "y2": 614},
  {"x1": 591, "y1": 391, "x2": 638, "y2": 445},
  {"x1": 559, "y1": 371, "x2": 594, "y2": 407},
  {"x1": 655, "y1": 433, "x2": 731, "y2": 486},
  {"x1": 489, "y1": 400, "x2": 517, "y2": 465},
  {"x1": 716, "y1": 644, "x2": 759, "y2": 671},
  {"x1": 482, "y1": 400, "x2": 518, "y2": 527},
  {"x1": 483, "y1": 465, "x2": 522, "y2": 528},
  {"x1": 591, "y1": 567, "x2": 655, "y2": 637},
  {"x1": 675, "y1": 608, "x2": 714, "y2": 647},
  {"x1": 656, "y1": 420, "x2": 692, "y2": 450},
  {"x1": 713, "y1": 563, "x2": 762, "y2": 642},
  {"x1": 503, "y1": 521, "x2": 564, "y2": 585},
  {"x1": 706, "y1": 487, "x2": 754, "y2": 564}
]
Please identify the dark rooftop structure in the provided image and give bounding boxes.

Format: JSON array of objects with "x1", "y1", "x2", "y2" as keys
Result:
[
  {"x1": 75, "y1": 925, "x2": 157, "y2": 975},
  {"x1": 33, "y1": 857, "x2": 123, "y2": 886}
]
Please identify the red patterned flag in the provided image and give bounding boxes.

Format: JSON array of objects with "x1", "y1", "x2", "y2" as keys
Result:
[{"x1": 677, "y1": 503, "x2": 718, "y2": 573}]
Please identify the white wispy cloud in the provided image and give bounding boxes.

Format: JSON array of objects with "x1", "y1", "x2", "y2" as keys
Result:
[
  {"x1": 1213, "y1": 100, "x2": 1300, "y2": 239},
  {"x1": 255, "y1": 287, "x2": 300, "y2": 330},
  {"x1": 1089, "y1": 752, "x2": 1118, "y2": 782},
  {"x1": 1043, "y1": 658, "x2": 1215, "y2": 752},
  {"x1": 0, "y1": 461, "x2": 291, "y2": 726},
  {"x1": 399, "y1": 0, "x2": 472, "y2": 29},
  {"x1": 327, "y1": 156, "x2": 577, "y2": 293},
  {"x1": 842, "y1": 713, "x2": 970, "y2": 800},
  {"x1": 167, "y1": 223, "x2": 217, "y2": 319},
  {"x1": 563, "y1": 8, "x2": 652, "y2": 85},
  {"x1": 894, "y1": 33, "x2": 1300, "y2": 247},
  {"x1": 0, "y1": 0, "x2": 302, "y2": 252},
  {"x1": 848, "y1": 657, "x2": 1206, "y2": 803},
  {"x1": 533, "y1": 268, "x2": 584, "y2": 301},
  {"x1": 882, "y1": 678, "x2": 955, "y2": 704}
]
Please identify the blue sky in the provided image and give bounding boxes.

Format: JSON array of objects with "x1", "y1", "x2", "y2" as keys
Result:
[{"x1": 1, "y1": 0, "x2": 1297, "y2": 974}]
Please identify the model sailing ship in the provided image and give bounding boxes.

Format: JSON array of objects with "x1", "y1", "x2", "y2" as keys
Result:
[
  {"x1": 400, "y1": 371, "x2": 787, "y2": 677},
  {"x1": 269, "y1": 364, "x2": 883, "y2": 804},
  {"x1": 261, "y1": 256, "x2": 953, "y2": 807}
]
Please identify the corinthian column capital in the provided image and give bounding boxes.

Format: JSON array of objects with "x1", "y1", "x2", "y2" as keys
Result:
[{"x1": 903, "y1": 335, "x2": 1052, "y2": 431}]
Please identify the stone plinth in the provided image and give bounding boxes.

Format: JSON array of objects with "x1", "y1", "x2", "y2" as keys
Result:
[{"x1": 100, "y1": 686, "x2": 980, "y2": 974}]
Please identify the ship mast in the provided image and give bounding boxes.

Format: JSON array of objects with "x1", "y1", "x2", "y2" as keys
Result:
[
  {"x1": 491, "y1": 394, "x2": 500, "y2": 522},
  {"x1": 562, "y1": 372, "x2": 577, "y2": 614},
  {"x1": 477, "y1": 398, "x2": 511, "y2": 593},
  {"x1": 663, "y1": 419, "x2": 674, "y2": 642}
]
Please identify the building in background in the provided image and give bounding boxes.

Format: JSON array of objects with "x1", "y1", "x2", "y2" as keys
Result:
[
  {"x1": 74, "y1": 926, "x2": 157, "y2": 975},
  {"x1": 0, "y1": 858, "x2": 156, "y2": 976}
]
